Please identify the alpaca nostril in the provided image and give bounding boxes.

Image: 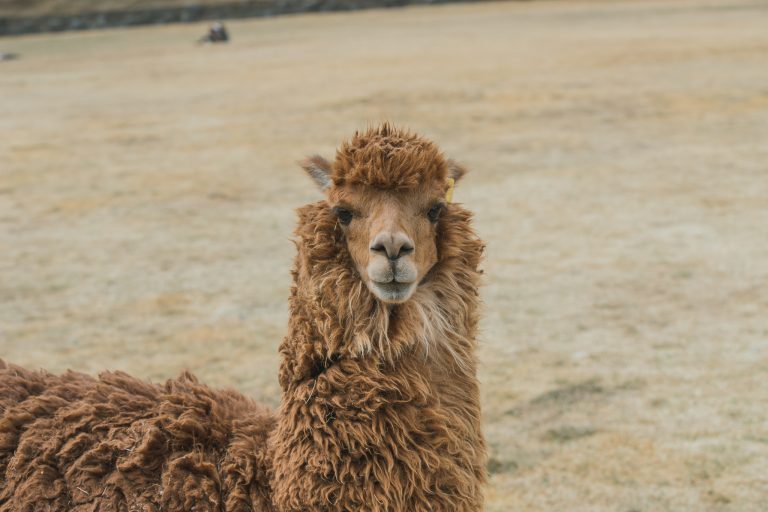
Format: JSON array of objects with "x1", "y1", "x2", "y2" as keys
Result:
[
  {"x1": 397, "y1": 243, "x2": 414, "y2": 258},
  {"x1": 370, "y1": 243, "x2": 387, "y2": 255}
]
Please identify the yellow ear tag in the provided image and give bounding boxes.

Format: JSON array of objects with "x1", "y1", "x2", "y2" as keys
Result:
[{"x1": 445, "y1": 177, "x2": 455, "y2": 203}]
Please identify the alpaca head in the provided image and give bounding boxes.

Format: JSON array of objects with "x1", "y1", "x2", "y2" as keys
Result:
[{"x1": 301, "y1": 123, "x2": 466, "y2": 304}]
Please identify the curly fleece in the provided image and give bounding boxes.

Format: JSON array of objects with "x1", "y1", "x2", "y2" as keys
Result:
[
  {"x1": 0, "y1": 362, "x2": 275, "y2": 511},
  {"x1": 331, "y1": 123, "x2": 449, "y2": 190},
  {"x1": 0, "y1": 125, "x2": 486, "y2": 511}
]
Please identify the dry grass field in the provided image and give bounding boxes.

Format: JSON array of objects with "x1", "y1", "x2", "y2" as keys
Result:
[{"x1": 2, "y1": 0, "x2": 767, "y2": 509}]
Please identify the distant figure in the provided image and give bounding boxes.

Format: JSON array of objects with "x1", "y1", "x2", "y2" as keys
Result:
[
  {"x1": 0, "y1": 52, "x2": 19, "y2": 61},
  {"x1": 198, "y1": 22, "x2": 229, "y2": 44}
]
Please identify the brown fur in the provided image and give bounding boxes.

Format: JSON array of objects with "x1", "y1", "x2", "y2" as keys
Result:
[
  {"x1": 0, "y1": 124, "x2": 486, "y2": 511},
  {"x1": 331, "y1": 123, "x2": 448, "y2": 190},
  {"x1": 0, "y1": 360, "x2": 275, "y2": 511}
]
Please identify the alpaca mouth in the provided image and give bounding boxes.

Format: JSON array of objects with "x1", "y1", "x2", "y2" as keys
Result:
[{"x1": 369, "y1": 280, "x2": 416, "y2": 303}]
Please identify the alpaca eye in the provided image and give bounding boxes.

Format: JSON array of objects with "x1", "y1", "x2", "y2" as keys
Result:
[
  {"x1": 333, "y1": 207, "x2": 353, "y2": 226},
  {"x1": 427, "y1": 203, "x2": 444, "y2": 223}
]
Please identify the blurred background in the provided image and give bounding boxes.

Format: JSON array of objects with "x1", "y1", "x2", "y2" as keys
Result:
[{"x1": 1, "y1": 0, "x2": 767, "y2": 510}]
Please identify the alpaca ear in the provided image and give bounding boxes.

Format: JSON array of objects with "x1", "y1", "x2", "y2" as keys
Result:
[
  {"x1": 300, "y1": 155, "x2": 333, "y2": 191},
  {"x1": 446, "y1": 159, "x2": 468, "y2": 184}
]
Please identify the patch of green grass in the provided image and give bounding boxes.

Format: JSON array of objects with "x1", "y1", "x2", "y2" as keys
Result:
[
  {"x1": 486, "y1": 456, "x2": 519, "y2": 475},
  {"x1": 542, "y1": 425, "x2": 598, "y2": 443}
]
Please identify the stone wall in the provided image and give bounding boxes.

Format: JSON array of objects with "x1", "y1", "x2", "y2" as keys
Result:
[{"x1": 0, "y1": 0, "x2": 470, "y2": 36}]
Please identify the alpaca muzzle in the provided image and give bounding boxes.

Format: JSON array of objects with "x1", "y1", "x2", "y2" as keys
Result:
[{"x1": 367, "y1": 254, "x2": 418, "y2": 303}]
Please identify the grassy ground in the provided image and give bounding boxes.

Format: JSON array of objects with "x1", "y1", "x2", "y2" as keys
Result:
[{"x1": 1, "y1": 0, "x2": 767, "y2": 509}]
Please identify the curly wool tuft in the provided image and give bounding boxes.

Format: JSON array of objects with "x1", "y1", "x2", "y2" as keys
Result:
[{"x1": 331, "y1": 123, "x2": 448, "y2": 190}]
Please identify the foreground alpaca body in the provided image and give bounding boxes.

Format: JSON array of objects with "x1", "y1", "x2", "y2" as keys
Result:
[
  {"x1": 0, "y1": 124, "x2": 486, "y2": 511},
  {"x1": 0, "y1": 362, "x2": 275, "y2": 510}
]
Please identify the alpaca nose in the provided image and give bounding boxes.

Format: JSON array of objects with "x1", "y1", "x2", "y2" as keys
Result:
[{"x1": 370, "y1": 232, "x2": 414, "y2": 260}]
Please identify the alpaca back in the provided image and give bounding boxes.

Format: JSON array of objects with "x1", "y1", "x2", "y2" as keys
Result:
[{"x1": 0, "y1": 360, "x2": 275, "y2": 512}]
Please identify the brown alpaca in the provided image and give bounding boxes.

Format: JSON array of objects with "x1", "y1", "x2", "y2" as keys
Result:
[{"x1": 0, "y1": 123, "x2": 486, "y2": 511}]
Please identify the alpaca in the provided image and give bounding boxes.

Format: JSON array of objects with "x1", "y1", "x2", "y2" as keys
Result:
[{"x1": 0, "y1": 123, "x2": 486, "y2": 511}]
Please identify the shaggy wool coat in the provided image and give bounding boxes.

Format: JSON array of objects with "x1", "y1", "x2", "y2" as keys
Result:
[
  {"x1": 0, "y1": 362, "x2": 275, "y2": 511},
  {"x1": 269, "y1": 199, "x2": 486, "y2": 511}
]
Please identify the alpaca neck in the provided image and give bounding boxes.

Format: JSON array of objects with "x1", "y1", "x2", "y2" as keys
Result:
[
  {"x1": 278, "y1": 248, "x2": 479, "y2": 387},
  {"x1": 269, "y1": 201, "x2": 485, "y2": 511}
]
